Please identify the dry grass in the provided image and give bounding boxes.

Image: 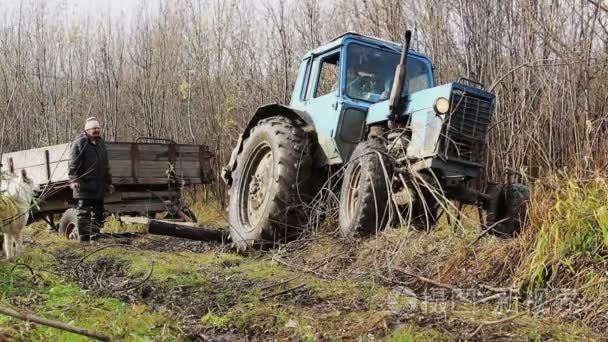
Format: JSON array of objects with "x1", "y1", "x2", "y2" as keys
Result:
[
  {"x1": 282, "y1": 172, "x2": 608, "y2": 332},
  {"x1": 183, "y1": 186, "x2": 228, "y2": 227}
]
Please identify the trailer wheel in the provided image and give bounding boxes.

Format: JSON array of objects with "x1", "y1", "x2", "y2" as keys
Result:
[
  {"x1": 59, "y1": 208, "x2": 80, "y2": 240},
  {"x1": 487, "y1": 183, "x2": 530, "y2": 237},
  {"x1": 339, "y1": 139, "x2": 393, "y2": 237},
  {"x1": 228, "y1": 116, "x2": 312, "y2": 250}
]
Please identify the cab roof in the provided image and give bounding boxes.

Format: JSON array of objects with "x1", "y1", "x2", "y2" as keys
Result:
[{"x1": 302, "y1": 32, "x2": 430, "y2": 61}]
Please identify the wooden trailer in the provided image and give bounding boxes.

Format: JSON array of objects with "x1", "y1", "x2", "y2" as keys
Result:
[{"x1": 1, "y1": 137, "x2": 214, "y2": 239}]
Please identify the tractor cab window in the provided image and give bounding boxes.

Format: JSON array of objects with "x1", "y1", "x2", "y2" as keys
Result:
[
  {"x1": 314, "y1": 53, "x2": 340, "y2": 98},
  {"x1": 346, "y1": 43, "x2": 430, "y2": 103}
]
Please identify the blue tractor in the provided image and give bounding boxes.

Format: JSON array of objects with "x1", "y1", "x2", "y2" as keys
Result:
[{"x1": 222, "y1": 31, "x2": 529, "y2": 250}]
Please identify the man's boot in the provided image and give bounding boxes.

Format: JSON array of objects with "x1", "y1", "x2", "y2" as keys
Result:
[
  {"x1": 76, "y1": 208, "x2": 92, "y2": 242},
  {"x1": 90, "y1": 222, "x2": 103, "y2": 241}
]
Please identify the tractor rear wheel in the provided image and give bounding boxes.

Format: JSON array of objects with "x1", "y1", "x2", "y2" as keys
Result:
[
  {"x1": 339, "y1": 139, "x2": 393, "y2": 237},
  {"x1": 228, "y1": 116, "x2": 312, "y2": 250},
  {"x1": 486, "y1": 183, "x2": 530, "y2": 237}
]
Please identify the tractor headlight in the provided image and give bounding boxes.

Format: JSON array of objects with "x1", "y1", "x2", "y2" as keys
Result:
[{"x1": 434, "y1": 97, "x2": 450, "y2": 114}]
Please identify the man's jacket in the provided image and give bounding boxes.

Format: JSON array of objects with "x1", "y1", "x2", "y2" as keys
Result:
[{"x1": 68, "y1": 133, "x2": 112, "y2": 199}]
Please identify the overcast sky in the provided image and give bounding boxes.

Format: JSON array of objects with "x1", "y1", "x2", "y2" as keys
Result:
[
  {"x1": 0, "y1": 0, "x2": 164, "y2": 27},
  {"x1": 1, "y1": 0, "x2": 157, "y2": 16}
]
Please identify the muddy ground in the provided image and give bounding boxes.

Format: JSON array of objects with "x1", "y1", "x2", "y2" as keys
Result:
[{"x1": 0, "y1": 222, "x2": 603, "y2": 341}]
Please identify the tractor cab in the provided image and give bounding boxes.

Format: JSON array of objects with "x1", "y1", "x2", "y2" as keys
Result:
[{"x1": 289, "y1": 33, "x2": 435, "y2": 164}]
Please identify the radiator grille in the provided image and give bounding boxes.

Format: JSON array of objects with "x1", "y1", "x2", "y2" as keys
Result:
[{"x1": 443, "y1": 91, "x2": 493, "y2": 163}]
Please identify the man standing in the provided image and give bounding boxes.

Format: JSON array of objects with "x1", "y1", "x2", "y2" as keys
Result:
[{"x1": 68, "y1": 117, "x2": 114, "y2": 242}]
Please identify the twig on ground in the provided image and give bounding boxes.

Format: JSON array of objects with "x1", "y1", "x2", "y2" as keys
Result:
[
  {"x1": 0, "y1": 304, "x2": 110, "y2": 341},
  {"x1": 259, "y1": 274, "x2": 302, "y2": 291},
  {"x1": 309, "y1": 249, "x2": 352, "y2": 271},
  {"x1": 272, "y1": 256, "x2": 336, "y2": 280},
  {"x1": 466, "y1": 311, "x2": 527, "y2": 340},
  {"x1": 260, "y1": 283, "x2": 306, "y2": 301},
  {"x1": 467, "y1": 218, "x2": 510, "y2": 248},
  {"x1": 8, "y1": 262, "x2": 45, "y2": 284},
  {"x1": 9, "y1": 262, "x2": 34, "y2": 276},
  {"x1": 394, "y1": 267, "x2": 456, "y2": 291},
  {"x1": 114, "y1": 262, "x2": 155, "y2": 293},
  {"x1": 77, "y1": 244, "x2": 136, "y2": 267}
]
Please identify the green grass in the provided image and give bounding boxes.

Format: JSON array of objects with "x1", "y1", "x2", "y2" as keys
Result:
[
  {"x1": 521, "y1": 180, "x2": 608, "y2": 290},
  {"x1": 385, "y1": 324, "x2": 449, "y2": 342},
  {"x1": 0, "y1": 257, "x2": 176, "y2": 341},
  {"x1": 2, "y1": 186, "x2": 606, "y2": 341}
]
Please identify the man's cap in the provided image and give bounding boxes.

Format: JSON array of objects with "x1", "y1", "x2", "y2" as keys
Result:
[{"x1": 85, "y1": 117, "x2": 101, "y2": 130}]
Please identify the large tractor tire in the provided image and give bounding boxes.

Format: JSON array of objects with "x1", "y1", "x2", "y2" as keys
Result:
[
  {"x1": 228, "y1": 116, "x2": 312, "y2": 250},
  {"x1": 58, "y1": 208, "x2": 80, "y2": 240},
  {"x1": 339, "y1": 139, "x2": 393, "y2": 237},
  {"x1": 486, "y1": 183, "x2": 530, "y2": 237}
]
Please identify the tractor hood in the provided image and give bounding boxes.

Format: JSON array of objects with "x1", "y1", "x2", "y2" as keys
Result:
[
  {"x1": 367, "y1": 83, "x2": 453, "y2": 161},
  {"x1": 367, "y1": 82, "x2": 496, "y2": 165}
]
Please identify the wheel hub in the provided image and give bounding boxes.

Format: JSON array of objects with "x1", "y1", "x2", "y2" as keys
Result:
[
  {"x1": 244, "y1": 146, "x2": 273, "y2": 227},
  {"x1": 345, "y1": 164, "x2": 362, "y2": 222},
  {"x1": 65, "y1": 223, "x2": 80, "y2": 240}
]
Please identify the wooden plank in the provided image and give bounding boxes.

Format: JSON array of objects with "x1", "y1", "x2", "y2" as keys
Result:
[
  {"x1": 111, "y1": 177, "x2": 201, "y2": 185},
  {"x1": 178, "y1": 146, "x2": 200, "y2": 152},
  {"x1": 138, "y1": 145, "x2": 170, "y2": 161},
  {"x1": 109, "y1": 159, "x2": 133, "y2": 177},
  {"x1": 110, "y1": 160, "x2": 133, "y2": 168},
  {"x1": 107, "y1": 151, "x2": 132, "y2": 159},
  {"x1": 175, "y1": 152, "x2": 200, "y2": 160},
  {"x1": 2, "y1": 144, "x2": 71, "y2": 170},
  {"x1": 139, "y1": 161, "x2": 173, "y2": 167},
  {"x1": 106, "y1": 143, "x2": 132, "y2": 151},
  {"x1": 174, "y1": 161, "x2": 200, "y2": 168},
  {"x1": 46, "y1": 144, "x2": 72, "y2": 161},
  {"x1": 3, "y1": 149, "x2": 46, "y2": 169},
  {"x1": 138, "y1": 144, "x2": 168, "y2": 151},
  {"x1": 48, "y1": 161, "x2": 69, "y2": 182},
  {"x1": 110, "y1": 167, "x2": 133, "y2": 178},
  {"x1": 105, "y1": 201, "x2": 166, "y2": 215},
  {"x1": 121, "y1": 191, "x2": 175, "y2": 200}
]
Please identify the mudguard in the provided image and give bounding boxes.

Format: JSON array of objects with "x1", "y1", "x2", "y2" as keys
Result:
[{"x1": 221, "y1": 103, "x2": 316, "y2": 186}]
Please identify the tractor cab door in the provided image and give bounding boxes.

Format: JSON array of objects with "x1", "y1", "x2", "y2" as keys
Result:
[
  {"x1": 304, "y1": 49, "x2": 366, "y2": 165},
  {"x1": 305, "y1": 49, "x2": 343, "y2": 165}
]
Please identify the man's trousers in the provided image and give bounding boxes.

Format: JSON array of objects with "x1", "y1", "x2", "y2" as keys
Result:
[{"x1": 77, "y1": 198, "x2": 105, "y2": 241}]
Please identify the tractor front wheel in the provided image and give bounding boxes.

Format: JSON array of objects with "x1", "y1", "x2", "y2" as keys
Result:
[
  {"x1": 486, "y1": 183, "x2": 530, "y2": 237},
  {"x1": 228, "y1": 116, "x2": 312, "y2": 250},
  {"x1": 339, "y1": 139, "x2": 393, "y2": 237}
]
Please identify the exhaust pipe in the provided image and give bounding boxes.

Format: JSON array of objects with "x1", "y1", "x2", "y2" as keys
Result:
[{"x1": 388, "y1": 30, "x2": 412, "y2": 123}]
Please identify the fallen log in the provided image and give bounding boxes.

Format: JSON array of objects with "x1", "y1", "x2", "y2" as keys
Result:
[
  {"x1": 119, "y1": 217, "x2": 229, "y2": 242},
  {"x1": 149, "y1": 220, "x2": 228, "y2": 242}
]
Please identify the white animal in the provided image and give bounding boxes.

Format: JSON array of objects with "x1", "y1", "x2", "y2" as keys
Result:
[{"x1": 1, "y1": 170, "x2": 36, "y2": 259}]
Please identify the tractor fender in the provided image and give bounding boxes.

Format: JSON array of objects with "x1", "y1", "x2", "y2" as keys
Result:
[{"x1": 221, "y1": 103, "x2": 317, "y2": 186}]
